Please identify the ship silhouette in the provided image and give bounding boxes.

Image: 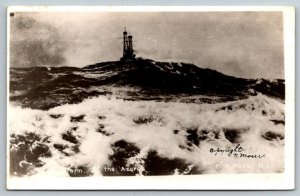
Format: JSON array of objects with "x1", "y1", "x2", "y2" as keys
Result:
[{"x1": 9, "y1": 29, "x2": 284, "y2": 110}]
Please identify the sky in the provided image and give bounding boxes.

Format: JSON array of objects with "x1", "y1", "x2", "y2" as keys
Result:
[{"x1": 10, "y1": 11, "x2": 284, "y2": 79}]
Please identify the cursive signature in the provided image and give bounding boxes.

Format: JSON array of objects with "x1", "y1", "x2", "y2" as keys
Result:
[{"x1": 210, "y1": 144, "x2": 266, "y2": 159}]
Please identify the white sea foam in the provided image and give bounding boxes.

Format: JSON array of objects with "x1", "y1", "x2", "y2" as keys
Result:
[
  {"x1": 72, "y1": 70, "x2": 117, "y2": 79},
  {"x1": 8, "y1": 93, "x2": 285, "y2": 177}
]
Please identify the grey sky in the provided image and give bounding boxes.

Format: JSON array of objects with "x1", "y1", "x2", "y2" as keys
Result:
[{"x1": 10, "y1": 11, "x2": 284, "y2": 79}]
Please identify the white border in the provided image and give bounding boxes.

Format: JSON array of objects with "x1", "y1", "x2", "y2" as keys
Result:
[
  {"x1": 6, "y1": 6, "x2": 295, "y2": 190},
  {"x1": 5, "y1": 5, "x2": 297, "y2": 12}
]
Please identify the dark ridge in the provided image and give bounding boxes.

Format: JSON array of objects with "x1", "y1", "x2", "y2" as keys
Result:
[
  {"x1": 10, "y1": 58, "x2": 285, "y2": 110},
  {"x1": 53, "y1": 143, "x2": 68, "y2": 152},
  {"x1": 49, "y1": 114, "x2": 63, "y2": 119},
  {"x1": 173, "y1": 130, "x2": 180, "y2": 134},
  {"x1": 181, "y1": 129, "x2": 220, "y2": 151},
  {"x1": 223, "y1": 128, "x2": 249, "y2": 144},
  {"x1": 179, "y1": 144, "x2": 193, "y2": 152},
  {"x1": 69, "y1": 126, "x2": 78, "y2": 132},
  {"x1": 198, "y1": 130, "x2": 209, "y2": 140},
  {"x1": 213, "y1": 131, "x2": 220, "y2": 139},
  {"x1": 133, "y1": 115, "x2": 155, "y2": 124},
  {"x1": 107, "y1": 58, "x2": 251, "y2": 96},
  {"x1": 142, "y1": 150, "x2": 201, "y2": 175},
  {"x1": 251, "y1": 79, "x2": 285, "y2": 100},
  {"x1": 98, "y1": 115, "x2": 106, "y2": 120},
  {"x1": 53, "y1": 143, "x2": 70, "y2": 156},
  {"x1": 270, "y1": 119, "x2": 285, "y2": 125},
  {"x1": 186, "y1": 128, "x2": 200, "y2": 146},
  {"x1": 72, "y1": 145, "x2": 80, "y2": 154},
  {"x1": 62, "y1": 131, "x2": 78, "y2": 144},
  {"x1": 97, "y1": 130, "x2": 113, "y2": 136},
  {"x1": 96, "y1": 124, "x2": 113, "y2": 136},
  {"x1": 84, "y1": 61, "x2": 119, "y2": 69},
  {"x1": 53, "y1": 143, "x2": 80, "y2": 156},
  {"x1": 216, "y1": 103, "x2": 255, "y2": 112},
  {"x1": 219, "y1": 105, "x2": 233, "y2": 111},
  {"x1": 261, "y1": 131, "x2": 284, "y2": 141},
  {"x1": 201, "y1": 130, "x2": 220, "y2": 140},
  {"x1": 98, "y1": 124, "x2": 105, "y2": 129},
  {"x1": 10, "y1": 68, "x2": 109, "y2": 110},
  {"x1": 70, "y1": 115, "x2": 85, "y2": 122},
  {"x1": 102, "y1": 140, "x2": 140, "y2": 176},
  {"x1": 102, "y1": 140, "x2": 202, "y2": 176},
  {"x1": 10, "y1": 133, "x2": 51, "y2": 176}
]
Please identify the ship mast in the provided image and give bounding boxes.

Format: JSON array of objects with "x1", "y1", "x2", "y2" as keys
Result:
[{"x1": 121, "y1": 28, "x2": 135, "y2": 61}]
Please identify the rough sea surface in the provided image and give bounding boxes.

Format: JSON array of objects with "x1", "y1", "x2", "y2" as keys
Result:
[{"x1": 9, "y1": 58, "x2": 285, "y2": 177}]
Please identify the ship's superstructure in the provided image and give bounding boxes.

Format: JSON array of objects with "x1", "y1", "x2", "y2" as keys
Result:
[{"x1": 120, "y1": 29, "x2": 135, "y2": 61}]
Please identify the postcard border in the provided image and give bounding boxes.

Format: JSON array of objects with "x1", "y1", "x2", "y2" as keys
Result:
[{"x1": 6, "y1": 6, "x2": 295, "y2": 190}]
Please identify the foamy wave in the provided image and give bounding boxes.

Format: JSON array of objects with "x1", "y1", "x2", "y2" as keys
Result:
[{"x1": 8, "y1": 94, "x2": 284, "y2": 177}]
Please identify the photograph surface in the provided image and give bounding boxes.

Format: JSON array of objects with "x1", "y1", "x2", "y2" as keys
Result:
[{"x1": 7, "y1": 6, "x2": 295, "y2": 190}]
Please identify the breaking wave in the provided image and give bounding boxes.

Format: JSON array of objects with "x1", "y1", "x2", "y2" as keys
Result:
[{"x1": 9, "y1": 93, "x2": 285, "y2": 177}]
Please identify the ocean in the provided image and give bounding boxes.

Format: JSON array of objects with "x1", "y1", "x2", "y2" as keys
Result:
[{"x1": 8, "y1": 58, "x2": 285, "y2": 177}]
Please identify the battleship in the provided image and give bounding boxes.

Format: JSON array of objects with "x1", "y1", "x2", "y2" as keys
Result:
[{"x1": 9, "y1": 29, "x2": 285, "y2": 177}]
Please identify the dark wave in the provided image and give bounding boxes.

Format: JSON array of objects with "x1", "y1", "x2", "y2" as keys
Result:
[{"x1": 10, "y1": 58, "x2": 285, "y2": 110}]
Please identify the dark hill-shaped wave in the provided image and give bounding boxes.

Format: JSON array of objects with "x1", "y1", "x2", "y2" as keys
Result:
[{"x1": 10, "y1": 58, "x2": 284, "y2": 110}]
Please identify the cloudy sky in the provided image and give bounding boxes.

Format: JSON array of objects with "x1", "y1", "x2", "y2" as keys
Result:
[{"x1": 10, "y1": 11, "x2": 284, "y2": 79}]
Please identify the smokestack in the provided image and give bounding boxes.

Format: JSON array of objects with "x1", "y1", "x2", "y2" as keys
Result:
[
  {"x1": 128, "y1": 35, "x2": 133, "y2": 53},
  {"x1": 121, "y1": 29, "x2": 135, "y2": 61}
]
